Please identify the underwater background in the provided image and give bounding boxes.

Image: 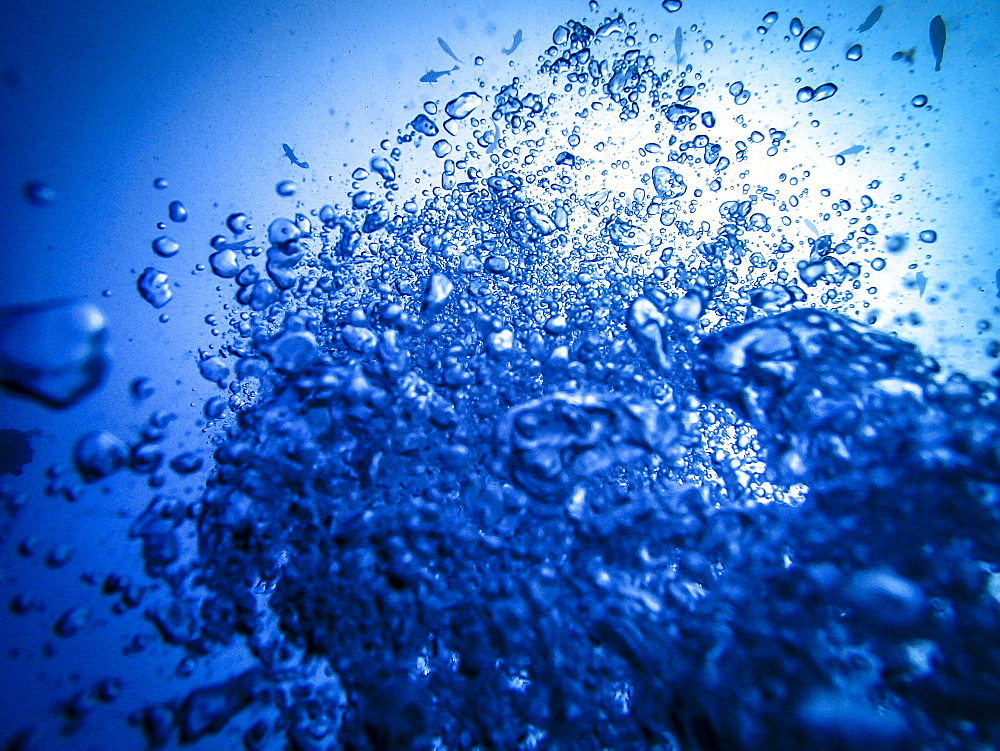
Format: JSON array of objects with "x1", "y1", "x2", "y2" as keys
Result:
[{"x1": 2, "y1": 0, "x2": 1000, "y2": 748}]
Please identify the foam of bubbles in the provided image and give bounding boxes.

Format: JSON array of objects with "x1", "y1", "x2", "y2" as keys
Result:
[{"x1": 24, "y1": 7, "x2": 1000, "y2": 750}]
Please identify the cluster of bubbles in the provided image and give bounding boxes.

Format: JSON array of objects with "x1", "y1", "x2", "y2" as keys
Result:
[{"x1": 3, "y1": 6, "x2": 998, "y2": 750}]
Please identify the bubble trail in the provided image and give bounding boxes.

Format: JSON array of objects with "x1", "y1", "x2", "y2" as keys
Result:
[{"x1": 102, "y1": 10, "x2": 1000, "y2": 751}]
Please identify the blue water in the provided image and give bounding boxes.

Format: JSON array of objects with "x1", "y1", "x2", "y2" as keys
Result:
[{"x1": 2, "y1": 0, "x2": 1000, "y2": 748}]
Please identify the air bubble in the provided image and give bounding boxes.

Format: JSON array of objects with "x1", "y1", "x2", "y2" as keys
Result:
[
  {"x1": 651, "y1": 166, "x2": 687, "y2": 198},
  {"x1": 227, "y1": 213, "x2": 248, "y2": 234},
  {"x1": 152, "y1": 236, "x2": 180, "y2": 257},
  {"x1": 799, "y1": 26, "x2": 824, "y2": 52},
  {"x1": 411, "y1": 114, "x2": 439, "y2": 136},
  {"x1": 846, "y1": 44, "x2": 863, "y2": 61},
  {"x1": 209, "y1": 250, "x2": 240, "y2": 278},
  {"x1": 168, "y1": 200, "x2": 188, "y2": 222},
  {"x1": 22, "y1": 181, "x2": 56, "y2": 206},
  {"x1": 444, "y1": 92, "x2": 484, "y2": 119},
  {"x1": 137, "y1": 268, "x2": 172, "y2": 308},
  {"x1": 74, "y1": 431, "x2": 127, "y2": 482},
  {"x1": 918, "y1": 230, "x2": 937, "y2": 243},
  {"x1": 268, "y1": 218, "x2": 301, "y2": 247},
  {"x1": 911, "y1": 94, "x2": 928, "y2": 107},
  {"x1": 370, "y1": 157, "x2": 396, "y2": 182},
  {"x1": 276, "y1": 180, "x2": 297, "y2": 197},
  {"x1": 813, "y1": 82, "x2": 838, "y2": 101},
  {"x1": 0, "y1": 301, "x2": 109, "y2": 408}
]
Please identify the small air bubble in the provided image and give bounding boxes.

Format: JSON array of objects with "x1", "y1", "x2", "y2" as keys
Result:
[
  {"x1": 887, "y1": 234, "x2": 907, "y2": 252},
  {"x1": 813, "y1": 82, "x2": 838, "y2": 101},
  {"x1": 276, "y1": 180, "x2": 297, "y2": 197},
  {"x1": 23, "y1": 181, "x2": 57, "y2": 206},
  {"x1": 168, "y1": 201, "x2": 188, "y2": 222},
  {"x1": 911, "y1": 94, "x2": 928, "y2": 107},
  {"x1": 227, "y1": 213, "x2": 248, "y2": 234},
  {"x1": 152, "y1": 236, "x2": 179, "y2": 257},
  {"x1": 445, "y1": 92, "x2": 483, "y2": 119},
  {"x1": 137, "y1": 268, "x2": 172, "y2": 308},
  {"x1": 918, "y1": 230, "x2": 937, "y2": 243},
  {"x1": 799, "y1": 26, "x2": 825, "y2": 52},
  {"x1": 846, "y1": 44, "x2": 863, "y2": 61}
]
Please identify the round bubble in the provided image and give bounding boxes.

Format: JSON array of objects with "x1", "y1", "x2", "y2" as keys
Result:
[
  {"x1": 152, "y1": 236, "x2": 179, "y2": 257},
  {"x1": 227, "y1": 213, "x2": 248, "y2": 234},
  {"x1": 168, "y1": 200, "x2": 187, "y2": 222}
]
